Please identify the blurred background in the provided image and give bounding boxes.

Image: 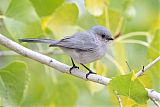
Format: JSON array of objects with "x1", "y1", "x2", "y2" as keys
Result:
[{"x1": 0, "y1": 0, "x2": 159, "y2": 106}]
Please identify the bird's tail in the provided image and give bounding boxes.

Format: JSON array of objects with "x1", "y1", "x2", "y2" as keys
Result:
[{"x1": 19, "y1": 38, "x2": 58, "y2": 44}]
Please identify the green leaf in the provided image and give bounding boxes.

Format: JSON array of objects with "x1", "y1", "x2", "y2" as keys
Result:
[
  {"x1": 29, "y1": 0, "x2": 64, "y2": 17},
  {"x1": 0, "y1": 61, "x2": 28, "y2": 105},
  {"x1": 108, "y1": 9, "x2": 122, "y2": 33},
  {"x1": 47, "y1": 3, "x2": 79, "y2": 37},
  {"x1": 77, "y1": 11, "x2": 97, "y2": 29},
  {"x1": 108, "y1": 72, "x2": 149, "y2": 104},
  {"x1": 108, "y1": 0, "x2": 132, "y2": 13},
  {"x1": 53, "y1": 77, "x2": 78, "y2": 107},
  {"x1": 1, "y1": 0, "x2": 43, "y2": 38}
]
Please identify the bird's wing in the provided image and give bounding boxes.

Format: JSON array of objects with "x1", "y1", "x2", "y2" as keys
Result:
[{"x1": 51, "y1": 32, "x2": 98, "y2": 51}]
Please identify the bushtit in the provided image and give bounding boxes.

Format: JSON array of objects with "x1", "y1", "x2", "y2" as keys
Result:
[{"x1": 19, "y1": 26, "x2": 113, "y2": 78}]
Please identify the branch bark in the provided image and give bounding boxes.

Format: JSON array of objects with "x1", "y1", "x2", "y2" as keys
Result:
[
  {"x1": 136, "y1": 56, "x2": 160, "y2": 77},
  {"x1": 0, "y1": 34, "x2": 160, "y2": 103}
]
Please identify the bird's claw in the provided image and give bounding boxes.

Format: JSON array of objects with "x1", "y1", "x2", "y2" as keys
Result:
[
  {"x1": 69, "y1": 66, "x2": 79, "y2": 74},
  {"x1": 86, "y1": 71, "x2": 96, "y2": 79}
]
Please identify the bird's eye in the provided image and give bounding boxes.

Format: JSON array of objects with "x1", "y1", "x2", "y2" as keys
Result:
[{"x1": 101, "y1": 34, "x2": 105, "y2": 38}]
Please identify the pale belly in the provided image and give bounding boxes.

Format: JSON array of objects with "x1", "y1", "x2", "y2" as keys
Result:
[{"x1": 61, "y1": 45, "x2": 107, "y2": 64}]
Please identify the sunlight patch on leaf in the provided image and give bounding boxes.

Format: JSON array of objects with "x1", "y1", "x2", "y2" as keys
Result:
[
  {"x1": 41, "y1": 16, "x2": 52, "y2": 32},
  {"x1": 85, "y1": 0, "x2": 106, "y2": 16},
  {"x1": 131, "y1": 71, "x2": 137, "y2": 81}
]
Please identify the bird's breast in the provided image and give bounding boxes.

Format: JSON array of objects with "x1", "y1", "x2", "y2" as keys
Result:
[{"x1": 62, "y1": 44, "x2": 107, "y2": 64}]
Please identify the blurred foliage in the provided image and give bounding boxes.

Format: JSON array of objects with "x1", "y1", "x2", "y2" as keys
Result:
[
  {"x1": 0, "y1": 0, "x2": 159, "y2": 106},
  {"x1": 0, "y1": 61, "x2": 27, "y2": 106}
]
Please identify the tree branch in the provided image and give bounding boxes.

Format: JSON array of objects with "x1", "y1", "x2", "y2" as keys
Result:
[
  {"x1": 136, "y1": 56, "x2": 160, "y2": 77},
  {"x1": 0, "y1": 34, "x2": 160, "y2": 103},
  {"x1": 115, "y1": 91, "x2": 123, "y2": 107}
]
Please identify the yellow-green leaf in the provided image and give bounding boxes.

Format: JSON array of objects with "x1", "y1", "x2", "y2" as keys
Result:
[
  {"x1": 47, "y1": 3, "x2": 79, "y2": 38},
  {"x1": 29, "y1": 0, "x2": 64, "y2": 17},
  {"x1": 108, "y1": 72, "x2": 149, "y2": 104}
]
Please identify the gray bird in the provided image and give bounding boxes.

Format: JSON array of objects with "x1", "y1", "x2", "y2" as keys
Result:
[{"x1": 19, "y1": 26, "x2": 113, "y2": 78}]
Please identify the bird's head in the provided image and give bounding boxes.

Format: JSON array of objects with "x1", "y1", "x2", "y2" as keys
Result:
[{"x1": 91, "y1": 26, "x2": 113, "y2": 42}]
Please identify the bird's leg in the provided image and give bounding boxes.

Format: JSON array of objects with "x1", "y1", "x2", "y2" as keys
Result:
[
  {"x1": 69, "y1": 57, "x2": 79, "y2": 73},
  {"x1": 80, "y1": 63, "x2": 96, "y2": 79}
]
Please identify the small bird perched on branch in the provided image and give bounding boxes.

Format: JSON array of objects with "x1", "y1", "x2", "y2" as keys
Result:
[{"x1": 19, "y1": 26, "x2": 113, "y2": 79}]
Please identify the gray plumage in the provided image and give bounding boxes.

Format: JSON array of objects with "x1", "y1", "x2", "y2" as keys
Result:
[{"x1": 19, "y1": 25, "x2": 113, "y2": 64}]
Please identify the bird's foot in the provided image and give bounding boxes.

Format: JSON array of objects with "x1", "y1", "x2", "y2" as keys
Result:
[
  {"x1": 69, "y1": 57, "x2": 79, "y2": 73},
  {"x1": 69, "y1": 65, "x2": 79, "y2": 74},
  {"x1": 86, "y1": 70, "x2": 96, "y2": 79},
  {"x1": 80, "y1": 63, "x2": 96, "y2": 79}
]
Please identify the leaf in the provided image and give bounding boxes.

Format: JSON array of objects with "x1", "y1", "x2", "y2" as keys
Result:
[
  {"x1": 108, "y1": 9, "x2": 122, "y2": 33},
  {"x1": 131, "y1": 71, "x2": 136, "y2": 81},
  {"x1": 0, "y1": 61, "x2": 28, "y2": 105},
  {"x1": 1, "y1": 0, "x2": 43, "y2": 38},
  {"x1": 108, "y1": 72, "x2": 149, "y2": 104},
  {"x1": 85, "y1": 0, "x2": 106, "y2": 16},
  {"x1": 53, "y1": 77, "x2": 78, "y2": 107},
  {"x1": 29, "y1": 0, "x2": 64, "y2": 17},
  {"x1": 120, "y1": 96, "x2": 147, "y2": 107},
  {"x1": 47, "y1": 3, "x2": 79, "y2": 37},
  {"x1": 77, "y1": 11, "x2": 97, "y2": 29},
  {"x1": 108, "y1": 0, "x2": 132, "y2": 13}
]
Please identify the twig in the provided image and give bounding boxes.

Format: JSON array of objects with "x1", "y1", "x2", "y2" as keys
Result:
[
  {"x1": 115, "y1": 91, "x2": 123, "y2": 107},
  {"x1": 146, "y1": 88, "x2": 160, "y2": 102},
  {"x1": 136, "y1": 56, "x2": 160, "y2": 77},
  {"x1": 150, "y1": 98, "x2": 160, "y2": 107},
  {"x1": 0, "y1": 34, "x2": 160, "y2": 103},
  {"x1": 125, "y1": 61, "x2": 132, "y2": 72}
]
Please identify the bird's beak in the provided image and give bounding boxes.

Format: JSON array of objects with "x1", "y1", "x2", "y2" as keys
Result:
[
  {"x1": 49, "y1": 44, "x2": 53, "y2": 47},
  {"x1": 108, "y1": 37, "x2": 114, "y2": 40}
]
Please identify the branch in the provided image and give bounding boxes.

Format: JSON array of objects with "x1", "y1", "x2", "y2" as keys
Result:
[
  {"x1": 0, "y1": 34, "x2": 160, "y2": 103},
  {"x1": 115, "y1": 91, "x2": 123, "y2": 107},
  {"x1": 136, "y1": 56, "x2": 160, "y2": 77}
]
